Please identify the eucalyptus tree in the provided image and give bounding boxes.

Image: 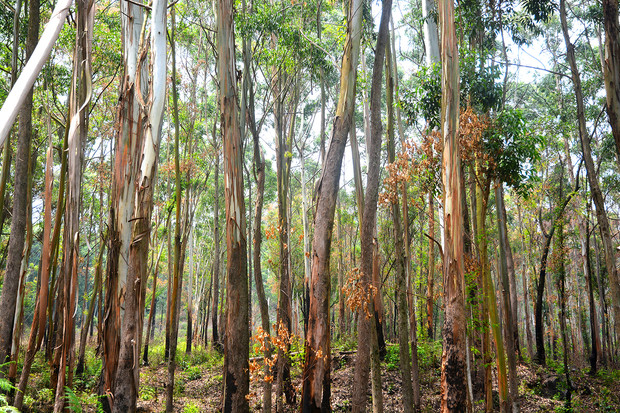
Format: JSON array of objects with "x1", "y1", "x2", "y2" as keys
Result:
[
  {"x1": 559, "y1": 0, "x2": 620, "y2": 359},
  {"x1": 385, "y1": 30, "x2": 417, "y2": 412},
  {"x1": 0, "y1": 0, "x2": 73, "y2": 145},
  {"x1": 351, "y1": 0, "x2": 391, "y2": 411},
  {"x1": 300, "y1": 0, "x2": 364, "y2": 408},
  {"x1": 100, "y1": 1, "x2": 146, "y2": 407},
  {"x1": 0, "y1": 0, "x2": 39, "y2": 371},
  {"x1": 217, "y1": 0, "x2": 250, "y2": 407},
  {"x1": 101, "y1": 0, "x2": 167, "y2": 410},
  {"x1": 114, "y1": 0, "x2": 167, "y2": 411},
  {"x1": 437, "y1": 0, "x2": 467, "y2": 409},
  {"x1": 53, "y1": 1, "x2": 94, "y2": 409},
  {"x1": 602, "y1": 0, "x2": 620, "y2": 169}
]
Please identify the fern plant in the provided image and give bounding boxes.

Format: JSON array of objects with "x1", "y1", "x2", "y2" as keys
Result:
[{"x1": 64, "y1": 387, "x2": 82, "y2": 413}]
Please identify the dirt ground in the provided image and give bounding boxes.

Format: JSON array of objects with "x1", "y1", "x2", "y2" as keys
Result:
[{"x1": 134, "y1": 348, "x2": 620, "y2": 412}]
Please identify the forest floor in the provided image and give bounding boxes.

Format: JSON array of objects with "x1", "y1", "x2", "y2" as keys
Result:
[
  {"x1": 133, "y1": 340, "x2": 620, "y2": 412},
  {"x1": 21, "y1": 338, "x2": 620, "y2": 412}
]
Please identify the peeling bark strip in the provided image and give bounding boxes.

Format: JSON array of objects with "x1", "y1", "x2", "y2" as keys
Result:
[
  {"x1": 217, "y1": 0, "x2": 250, "y2": 409},
  {"x1": 102, "y1": 1, "x2": 148, "y2": 410},
  {"x1": 300, "y1": 0, "x2": 364, "y2": 409},
  {"x1": 113, "y1": 0, "x2": 166, "y2": 411},
  {"x1": 438, "y1": 0, "x2": 467, "y2": 410},
  {"x1": 53, "y1": 1, "x2": 94, "y2": 409}
]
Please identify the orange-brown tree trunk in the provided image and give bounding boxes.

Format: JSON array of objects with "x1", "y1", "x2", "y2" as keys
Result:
[
  {"x1": 101, "y1": 1, "x2": 147, "y2": 409},
  {"x1": 438, "y1": 0, "x2": 466, "y2": 409},
  {"x1": 218, "y1": 0, "x2": 250, "y2": 407},
  {"x1": 602, "y1": 0, "x2": 620, "y2": 169}
]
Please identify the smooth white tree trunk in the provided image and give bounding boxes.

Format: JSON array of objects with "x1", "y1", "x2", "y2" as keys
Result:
[
  {"x1": 422, "y1": 0, "x2": 440, "y2": 65},
  {"x1": 0, "y1": 0, "x2": 73, "y2": 145}
]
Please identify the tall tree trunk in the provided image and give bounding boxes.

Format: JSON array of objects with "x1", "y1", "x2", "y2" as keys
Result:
[
  {"x1": 248, "y1": 70, "x2": 272, "y2": 411},
  {"x1": 584, "y1": 216, "x2": 600, "y2": 374},
  {"x1": 0, "y1": 0, "x2": 38, "y2": 369},
  {"x1": 438, "y1": 0, "x2": 466, "y2": 409},
  {"x1": 495, "y1": 182, "x2": 519, "y2": 412},
  {"x1": 389, "y1": 20, "x2": 421, "y2": 407},
  {"x1": 485, "y1": 244, "x2": 508, "y2": 412},
  {"x1": 187, "y1": 226, "x2": 194, "y2": 355},
  {"x1": 13, "y1": 122, "x2": 55, "y2": 412},
  {"x1": 386, "y1": 32, "x2": 414, "y2": 412},
  {"x1": 474, "y1": 176, "x2": 494, "y2": 411},
  {"x1": 602, "y1": 0, "x2": 620, "y2": 169},
  {"x1": 54, "y1": 1, "x2": 94, "y2": 409},
  {"x1": 427, "y1": 193, "x2": 435, "y2": 340},
  {"x1": 534, "y1": 170, "x2": 579, "y2": 366},
  {"x1": 300, "y1": 140, "x2": 312, "y2": 336},
  {"x1": 212, "y1": 131, "x2": 222, "y2": 351},
  {"x1": 0, "y1": 0, "x2": 72, "y2": 146},
  {"x1": 274, "y1": 78, "x2": 296, "y2": 411},
  {"x1": 351, "y1": 1, "x2": 391, "y2": 411},
  {"x1": 300, "y1": 0, "x2": 364, "y2": 406},
  {"x1": 9, "y1": 145, "x2": 34, "y2": 395},
  {"x1": 166, "y1": 9, "x2": 183, "y2": 412},
  {"x1": 218, "y1": 0, "x2": 250, "y2": 407},
  {"x1": 555, "y1": 183, "x2": 573, "y2": 409},
  {"x1": 502, "y1": 192, "x2": 520, "y2": 361},
  {"x1": 101, "y1": 1, "x2": 146, "y2": 408},
  {"x1": 560, "y1": 0, "x2": 620, "y2": 352},
  {"x1": 518, "y1": 207, "x2": 534, "y2": 361},
  {"x1": 114, "y1": 1, "x2": 166, "y2": 410}
]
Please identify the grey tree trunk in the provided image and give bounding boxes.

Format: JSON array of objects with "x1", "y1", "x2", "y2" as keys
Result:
[
  {"x1": 560, "y1": 0, "x2": 620, "y2": 354},
  {"x1": 352, "y1": 0, "x2": 391, "y2": 411},
  {"x1": 0, "y1": 0, "x2": 38, "y2": 369},
  {"x1": 386, "y1": 31, "x2": 414, "y2": 412}
]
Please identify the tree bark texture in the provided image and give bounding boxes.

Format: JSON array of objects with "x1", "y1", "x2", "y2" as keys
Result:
[
  {"x1": 54, "y1": 1, "x2": 93, "y2": 409},
  {"x1": 438, "y1": 0, "x2": 466, "y2": 408},
  {"x1": 274, "y1": 76, "x2": 296, "y2": 411},
  {"x1": 218, "y1": 0, "x2": 250, "y2": 407},
  {"x1": 495, "y1": 182, "x2": 519, "y2": 412},
  {"x1": 13, "y1": 130, "x2": 54, "y2": 412},
  {"x1": 300, "y1": 0, "x2": 364, "y2": 408},
  {"x1": 386, "y1": 32, "x2": 414, "y2": 412},
  {"x1": 247, "y1": 41, "x2": 272, "y2": 410},
  {"x1": 0, "y1": 0, "x2": 38, "y2": 368},
  {"x1": 560, "y1": 0, "x2": 620, "y2": 356},
  {"x1": 602, "y1": 0, "x2": 620, "y2": 169},
  {"x1": 113, "y1": 0, "x2": 166, "y2": 410},
  {"x1": 102, "y1": 2, "x2": 147, "y2": 409},
  {"x1": 352, "y1": 0, "x2": 391, "y2": 411}
]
